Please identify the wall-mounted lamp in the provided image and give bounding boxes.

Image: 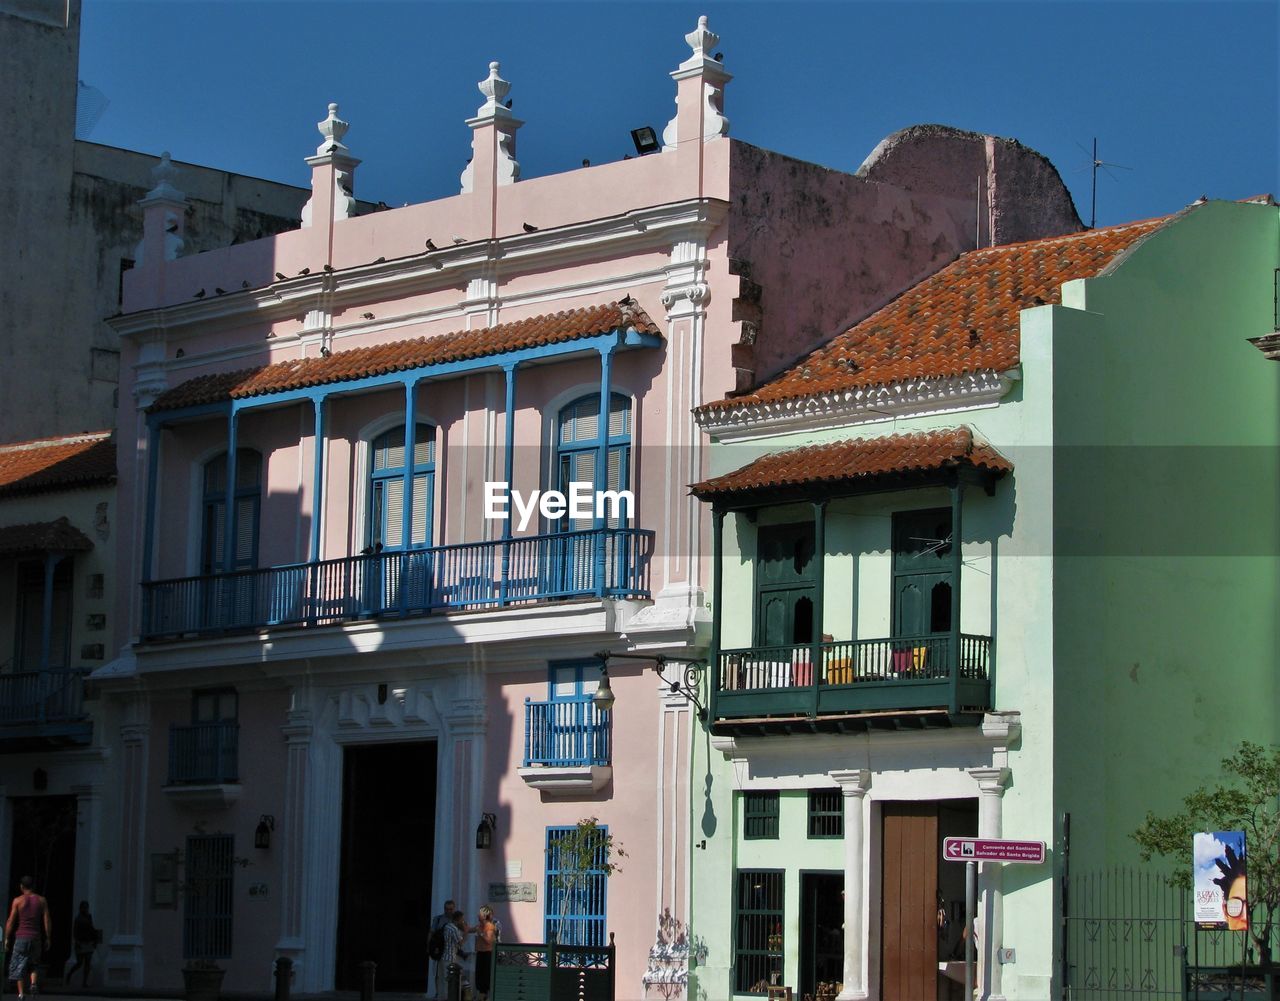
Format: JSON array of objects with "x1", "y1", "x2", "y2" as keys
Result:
[
  {"x1": 630, "y1": 126, "x2": 660, "y2": 156},
  {"x1": 255, "y1": 815, "x2": 275, "y2": 850},
  {"x1": 476, "y1": 812, "x2": 497, "y2": 851},
  {"x1": 595, "y1": 651, "x2": 708, "y2": 721}
]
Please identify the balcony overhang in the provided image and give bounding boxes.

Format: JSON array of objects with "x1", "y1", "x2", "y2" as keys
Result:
[
  {"x1": 161, "y1": 782, "x2": 241, "y2": 810},
  {"x1": 710, "y1": 707, "x2": 986, "y2": 738},
  {"x1": 517, "y1": 765, "x2": 612, "y2": 795}
]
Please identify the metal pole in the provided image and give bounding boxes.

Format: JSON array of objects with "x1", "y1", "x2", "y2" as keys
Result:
[
  {"x1": 359, "y1": 960, "x2": 376, "y2": 1001},
  {"x1": 966, "y1": 859, "x2": 977, "y2": 1001}
]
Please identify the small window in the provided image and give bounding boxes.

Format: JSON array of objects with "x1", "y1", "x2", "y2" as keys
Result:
[
  {"x1": 734, "y1": 869, "x2": 784, "y2": 994},
  {"x1": 743, "y1": 791, "x2": 779, "y2": 840},
  {"x1": 544, "y1": 824, "x2": 608, "y2": 947},
  {"x1": 183, "y1": 835, "x2": 234, "y2": 960},
  {"x1": 807, "y1": 789, "x2": 844, "y2": 838},
  {"x1": 193, "y1": 690, "x2": 237, "y2": 724}
]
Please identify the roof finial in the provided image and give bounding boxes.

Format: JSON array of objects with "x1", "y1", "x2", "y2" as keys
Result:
[
  {"x1": 684, "y1": 14, "x2": 719, "y2": 62},
  {"x1": 144, "y1": 151, "x2": 185, "y2": 202},
  {"x1": 476, "y1": 61, "x2": 514, "y2": 117},
  {"x1": 315, "y1": 102, "x2": 351, "y2": 156}
]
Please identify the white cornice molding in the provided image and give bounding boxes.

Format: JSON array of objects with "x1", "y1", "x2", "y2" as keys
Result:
[
  {"x1": 108, "y1": 198, "x2": 730, "y2": 343},
  {"x1": 697, "y1": 369, "x2": 1019, "y2": 441}
]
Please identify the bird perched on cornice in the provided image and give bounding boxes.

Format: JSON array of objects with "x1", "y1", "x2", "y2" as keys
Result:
[
  {"x1": 241, "y1": 280, "x2": 250, "y2": 288},
  {"x1": 425, "y1": 238, "x2": 438, "y2": 251},
  {"x1": 319, "y1": 346, "x2": 332, "y2": 358},
  {"x1": 362, "y1": 312, "x2": 374, "y2": 320},
  {"x1": 193, "y1": 289, "x2": 206, "y2": 298},
  {"x1": 323, "y1": 264, "x2": 334, "y2": 273},
  {"x1": 452, "y1": 236, "x2": 467, "y2": 245},
  {"x1": 215, "y1": 288, "x2": 227, "y2": 295},
  {"x1": 275, "y1": 272, "x2": 287, "y2": 281},
  {"x1": 504, "y1": 98, "x2": 513, "y2": 109},
  {"x1": 374, "y1": 257, "x2": 386, "y2": 264},
  {"x1": 522, "y1": 222, "x2": 538, "y2": 233},
  {"x1": 298, "y1": 267, "x2": 311, "y2": 276}
]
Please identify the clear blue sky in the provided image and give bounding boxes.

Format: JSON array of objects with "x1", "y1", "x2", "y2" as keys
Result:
[{"x1": 79, "y1": 1, "x2": 1277, "y2": 228}]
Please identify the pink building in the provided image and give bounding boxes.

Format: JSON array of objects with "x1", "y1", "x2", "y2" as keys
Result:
[{"x1": 97, "y1": 16, "x2": 1080, "y2": 997}]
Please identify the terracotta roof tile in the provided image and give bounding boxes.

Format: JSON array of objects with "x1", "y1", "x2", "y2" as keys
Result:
[
  {"x1": 151, "y1": 301, "x2": 661, "y2": 412},
  {"x1": 0, "y1": 433, "x2": 116, "y2": 498},
  {"x1": 0, "y1": 517, "x2": 94, "y2": 556},
  {"x1": 690, "y1": 428, "x2": 1011, "y2": 499},
  {"x1": 699, "y1": 216, "x2": 1171, "y2": 416}
]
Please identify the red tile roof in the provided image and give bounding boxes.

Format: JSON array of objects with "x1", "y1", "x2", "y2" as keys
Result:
[
  {"x1": 0, "y1": 433, "x2": 116, "y2": 498},
  {"x1": 0, "y1": 517, "x2": 94, "y2": 556},
  {"x1": 699, "y1": 216, "x2": 1171, "y2": 416},
  {"x1": 690, "y1": 428, "x2": 1011, "y2": 499},
  {"x1": 151, "y1": 301, "x2": 661, "y2": 412}
]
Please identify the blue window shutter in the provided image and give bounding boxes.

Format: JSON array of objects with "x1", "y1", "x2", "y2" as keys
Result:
[{"x1": 544, "y1": 824, "x2": 607, "y2": 947}]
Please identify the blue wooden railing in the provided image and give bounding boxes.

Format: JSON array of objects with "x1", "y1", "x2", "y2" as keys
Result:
[
  {"x1": 0, "y1": 669, "x2": 90, "y2": 725},
  {"x1": 141, "y1": 527, "x2": 653, "y2": 640},
  {"x1": 523, "y1": 698, "x2": 611, "y2": 768},
  {"x1": 168, "y1": 721, "x2": 239, "y2": 784}
]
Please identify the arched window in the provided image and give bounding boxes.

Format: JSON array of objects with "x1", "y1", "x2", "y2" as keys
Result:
[
  {"x1": 201, "y1": 449, "x2": 262, "y2": 574},
  {"x1": 369, "y1": 423, "x2": 436, "y2": 550},
  {"x1": 555, "y1": 393, "x2": 631, "y2": 531}
]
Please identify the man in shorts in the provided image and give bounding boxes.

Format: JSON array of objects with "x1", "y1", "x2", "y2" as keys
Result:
[{"x1": 5, "y1": 876, "x2": 51, "y2": 999}]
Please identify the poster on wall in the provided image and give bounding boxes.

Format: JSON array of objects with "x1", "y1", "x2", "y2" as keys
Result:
[{"x1": 1193, "y1": 830, "x2": 1248, "y2": 929}]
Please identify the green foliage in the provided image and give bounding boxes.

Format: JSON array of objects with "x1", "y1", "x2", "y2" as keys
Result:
[
  {"x1": 547, "y1": 817, "x2": 627, "y2": 943},
  {"x1": 1132, "y1": 741, "x2": 1280, "y2": 963}
]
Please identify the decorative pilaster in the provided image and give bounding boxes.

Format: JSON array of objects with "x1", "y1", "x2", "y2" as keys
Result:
[
  {"x1": 460, "y1": 62, "x2": 522, "y2": 194},
  {"x1": 71, "y1": 784, "x2": 103, "y2": 947},
  {"x1": 106, "y1": 715, "x2": 150, "y2": 987},
  {"x1": 134, "y1": 152, "x2": 187, "y2": 266},
  {"x1": 662, "y1": 15, "x2": 731, "y2": 153},
  {"x1": 276, "y1": 698, "x2": 315, "y2": 974},
  {"x1": 830, "y1": 770, "x2": 871, "y2": 1001},
  {"x1": 969, "y1": 766, "x2": 1011, "y2": 1001},
  {"x1": 441, "y1": 680, "x2": 488, "y2": 919},
  {"x1": 301, "y1": 103, "x2": 360, "y2": 229}
]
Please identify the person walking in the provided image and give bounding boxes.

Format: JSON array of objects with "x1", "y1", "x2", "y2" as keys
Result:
[
  {"x1": 5, "y1": 876, "x2": 51, "y2": 999},
  {"x1": 429, "y1": 898, "x2": 456, "y2": 999},
  {"x1": 472, "y1": 906, "x2": 497, "y2": 1001},
  {"x1": 65, "y1": 901, "x2": 100, "y2": 988}
]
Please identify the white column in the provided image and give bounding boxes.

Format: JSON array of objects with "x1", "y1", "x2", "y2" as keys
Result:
[
  {"x1": 969, "y1": 766, "x2": 1010, "y2": 1001},
  {"x1": 106, "y1": 716, "x2": 149, "y2": 987},
  {"x1": 276, "y1": 697, "x2": 314, "y2": 977},
  {"x1": 830, "y1": 769, "x2": 871, "y2": 1001}
]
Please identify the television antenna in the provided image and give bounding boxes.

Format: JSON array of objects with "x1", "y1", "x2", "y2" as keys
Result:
[{"x1": 1077, "y1": 138, "x2": 1132, "y2": 228}]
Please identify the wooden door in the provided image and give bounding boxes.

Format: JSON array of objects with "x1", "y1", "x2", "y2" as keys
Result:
[{"x1": 881, "y1": 802, "x2": 939, "y2": 1001}]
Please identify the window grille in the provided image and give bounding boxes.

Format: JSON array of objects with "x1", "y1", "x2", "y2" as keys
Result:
[
  {"x1": 807, "y1": 788, "x2": 844, "y2": 838},
  {"x1": 734, "y1": 869, "x2": 784, "y2": 994},
  {"x1": 183, "y1": 834, "x2": 234, "y2": 960},
  {"x1": 544, "y1": 825, "x2": 607, "y2": 948},
  {"x1": 743, "y1": 791, "x2": 779, "y2": 840}
]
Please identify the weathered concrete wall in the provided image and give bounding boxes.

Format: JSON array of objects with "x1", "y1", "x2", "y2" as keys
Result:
[
  {"x1": 726, "y1": 131, "x2": 1082, "y2": 389},
  {"x1": 0, "y1": 0, "x2": 312, "y2": 443}
]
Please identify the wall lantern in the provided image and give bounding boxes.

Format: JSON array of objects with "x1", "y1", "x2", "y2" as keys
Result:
[
  {"x1": 476, "y1": 812, "x2": 497, "y2": 851},
  {"x1": 255, "y1": 815, "x2": 275, "y2": 850},
  {"x1": 630, "y1": 126, "x2": 660, "y2": 156},
  {"x1": 595, "y1": 651, "x2": 708, "y2": 721}
]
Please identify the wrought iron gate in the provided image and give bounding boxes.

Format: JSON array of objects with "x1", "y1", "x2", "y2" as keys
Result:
[{"x1": 1065, "y1": 866, "x2": 1187, "y2": 999}]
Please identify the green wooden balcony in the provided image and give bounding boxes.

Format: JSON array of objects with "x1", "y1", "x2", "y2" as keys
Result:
[{"x1": 710, "y1": 633, "x2": 992, "y2": 727}]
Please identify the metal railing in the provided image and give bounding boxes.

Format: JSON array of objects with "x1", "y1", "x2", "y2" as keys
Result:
[
  {"x1": 717, "y1": 634, "x2": 991, "y2": 690},
  {"x1": 141, "y1": 527, "x2": 653, "y2": 640},
  {"x1": 523, "y1": 698, "x2": 611, "y2": 768},
  {"x1": 713, "y1": 633, "x2": 992, "y2": 720},
  {"x1": 168, "y1": 721, "x2": 239, "y2": 784},
  {"x1": 0, "y1": 668, "x2": 90, "y2": 724}
]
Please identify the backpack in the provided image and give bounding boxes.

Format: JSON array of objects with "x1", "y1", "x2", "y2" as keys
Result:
[{"x1": 427, "y1": 925, "x2": 446, "y2": 961}]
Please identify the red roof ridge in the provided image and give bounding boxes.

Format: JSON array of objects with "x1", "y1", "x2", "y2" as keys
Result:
[{"x1": 0, "y1": 430, "x2": 113, "y2": 453}]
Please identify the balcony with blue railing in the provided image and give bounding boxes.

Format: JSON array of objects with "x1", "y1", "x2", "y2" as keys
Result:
[
  {"x1": 165, "y1": 721, "x2": 240, "y2": 807},
  {"x1": 141, "y1": 526, "x2": 653, "y2": 641},
  {"x1": 518, "y1": 697, "x2": 612, "y2": 796},
  {"x1": 0, "y1": 668, "x2": 93, "y2": 749},
  {"x1": 711, "y1": 633, "x2": 993, "y2": 733}
]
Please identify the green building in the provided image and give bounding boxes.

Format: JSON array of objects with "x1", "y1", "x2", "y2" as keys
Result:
[{"x1": 687, "y1": 197, "x2": 1280, "y2": 1001}]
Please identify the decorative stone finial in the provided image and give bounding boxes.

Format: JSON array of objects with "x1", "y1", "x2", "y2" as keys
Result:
[
  {"x1": 315, "y1": 102, "x2": 350, "y2": 156},
  {"x1": 144, "y1": 151, "x2": 185, "y2": 202},
  {"x1": 476, "y1": 61, "x2": 513, "y2": 117},
  {"x1": 684, "y1": 15, "x2": 719, "y2": 61}
]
